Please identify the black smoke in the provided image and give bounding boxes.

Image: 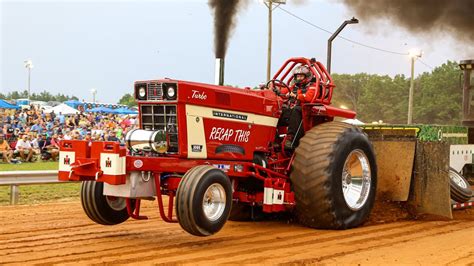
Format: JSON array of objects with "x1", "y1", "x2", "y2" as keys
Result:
[
  {"x1": 208, "y1": 0, "x2": 247, "y2": 58},
  {"x1": 342, "y1": 0, "x2": 474, "y2": 44}
]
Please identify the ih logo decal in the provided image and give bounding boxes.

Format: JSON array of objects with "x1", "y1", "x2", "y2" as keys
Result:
[
  {"x1": 105, "y1": 157, "x2": 112, "y2": 168},
  {"x1": 63, "y1": 155, "x2": 71, "y2": 165},
  {"x1": 277, "y1": 191, "x2": 283, "y2": 201}
]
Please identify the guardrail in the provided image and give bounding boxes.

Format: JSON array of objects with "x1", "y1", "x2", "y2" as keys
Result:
[{"x1": 0, "y1": 170, "x2": 73, "y2": 205}]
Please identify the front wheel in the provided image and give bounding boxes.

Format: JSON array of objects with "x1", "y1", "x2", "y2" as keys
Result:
[
  {"x1": 449, "y1": 168, "x2": 473, "y2": 203},
  {"x1": 291, "y1": 122, "x2": 377, "y2": 229},
  {"x1": 176, "y1": 165, "x2": 232, "y2": 236},
  {"x1": 81, "y1": 181, "x2": 131, "y2": 225}
]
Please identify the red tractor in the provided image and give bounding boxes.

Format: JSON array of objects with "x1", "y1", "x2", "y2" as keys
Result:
[{"x1": 58, "y1": 57, "x2": 377, "y2": 236}]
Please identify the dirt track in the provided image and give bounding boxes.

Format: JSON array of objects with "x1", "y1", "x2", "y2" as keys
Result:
[{"x1": 0, "y1": 200, "x2": 473, "y2": 265}]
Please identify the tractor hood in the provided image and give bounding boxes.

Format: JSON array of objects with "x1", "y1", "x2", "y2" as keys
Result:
[{"x1": 134, "y1": 79, "x2": 281, "y2": 119}]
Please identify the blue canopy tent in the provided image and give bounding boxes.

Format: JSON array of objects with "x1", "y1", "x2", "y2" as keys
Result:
[
  {"x1": 64, "y1": 99, "x2": 84, "y2": 109},
  {"x1": 113, "y1": 107, "x2": 138, "y2": 115},
  {"x1": 87, "y1": 106, "x2": 115, "y2": 113},
  {"x1": 0, "y1": 99, "x2": 20, "y2": 109}
]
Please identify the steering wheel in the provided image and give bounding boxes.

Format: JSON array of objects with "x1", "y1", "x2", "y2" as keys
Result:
[{"x1": 266, "y1": 79, "x2": 290, "y2": 96}]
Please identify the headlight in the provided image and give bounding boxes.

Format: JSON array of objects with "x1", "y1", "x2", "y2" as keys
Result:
[
  {"x1": 167, "y1": 86, "x2": 176, "y2": 98},
  {"x1": 163, "y1": 83, "x2": 177, "y2": 100},
  {"x1": 135, "y1": 83, "x2": 147, "y2": 100},
  {"x1": 139, "y1": 87, "x2": 146, "y2": 98}
]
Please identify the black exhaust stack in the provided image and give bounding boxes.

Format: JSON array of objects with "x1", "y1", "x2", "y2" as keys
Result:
[{"x1": 215, "y1": 58, "x2": 225, "y2": 86}]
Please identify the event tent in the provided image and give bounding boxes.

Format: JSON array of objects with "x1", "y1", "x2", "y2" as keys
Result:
[
  {"x1": 87, "y1": 106, "x2": 115, "y2": 113},
  {"x1": 64, "y1": 99, "x2": 84, "y2": 109},
  {"x1": 43, "y1": 103, "x2": 80, "y2": 115},
  {"x1": 0, "y1": 99, "x2": 20, "y2": 109},
  {"x1": 113, "y1": 107, "x2": 138, "y2": 115}
]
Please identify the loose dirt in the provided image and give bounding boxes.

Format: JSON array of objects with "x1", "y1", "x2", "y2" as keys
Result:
[{"x1": 0, "y1": 200, "x2": 473, "y2": 265}]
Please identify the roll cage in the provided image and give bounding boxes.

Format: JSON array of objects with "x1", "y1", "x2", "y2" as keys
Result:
[{"x1": 272, "y1": 57, "x2": 335, "y2": 105}]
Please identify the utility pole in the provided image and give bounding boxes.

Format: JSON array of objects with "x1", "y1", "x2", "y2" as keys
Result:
[
  {"x1": 24, "y1": 59, "x2": 34, "y2": 102},
  {"x1": 264, "y1": 0, "x2": 286, "y2": 82},
  {"x1": 266, "y1": 0, "x2": 272, "y2": 82},
  {"x1": 90, "y1": 88, "x2": 97, "y2": 103},
  {"x1": 407, "y1": 49, "x2": 422, "y2": 124}
]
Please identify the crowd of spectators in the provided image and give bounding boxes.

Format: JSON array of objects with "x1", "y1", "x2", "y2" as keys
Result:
[{"x1": 0, "y1": 106, "x2": 138, "y2": 164}]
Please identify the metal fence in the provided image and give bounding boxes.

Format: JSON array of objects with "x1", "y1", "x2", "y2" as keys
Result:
[{"x1": 0, "y1": 170, "x2": 72, "y2": 205}]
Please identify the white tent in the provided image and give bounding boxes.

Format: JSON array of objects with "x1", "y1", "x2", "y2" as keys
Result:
[
  {"x1": 43, "y1": 103, "x2": 80, "y2": 115},
  {"x1": 342, "y1": 118, "x2": 365, "y2": 125}
]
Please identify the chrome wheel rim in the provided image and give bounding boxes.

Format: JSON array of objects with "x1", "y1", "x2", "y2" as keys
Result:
[
  {"x1": 106, "y1": 196, "x2": 126, "y2": 211},
  {"x1": 449, "y1": 170, "x2": 468, "y2": 189},
  {"x1": 342, "y1": 149, "x2": 372, "y2": 211},
  {"x1": 202, "y1": 183, "x2": 226, "y2": 221}
]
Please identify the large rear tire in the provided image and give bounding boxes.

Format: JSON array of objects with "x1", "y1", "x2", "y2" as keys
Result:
[
  {"x1": 80, "y1": 181, "x2": 131, "y2": 225},
  {"x1": 449, "y1": 168, "x2": 473, "y2": 203},
  {"x1": 290, "y1": 121, "x2": 377, "y2": 229},
  {"x1": 176, "y1": 165, "x2": 232, "y2": 236}
]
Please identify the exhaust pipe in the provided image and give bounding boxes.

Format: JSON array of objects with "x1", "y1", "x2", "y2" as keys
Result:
[{"x1": 215, "y1": 58, "x2": 225, "y2": 86}]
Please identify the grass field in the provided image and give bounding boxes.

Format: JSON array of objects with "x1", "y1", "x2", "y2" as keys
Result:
[
  {"x1": 0, "y1": 161, "x2": 59, "y2": 171},
  {"x1": 0, "y1": 161, "x2": 81, "y2": 205}
]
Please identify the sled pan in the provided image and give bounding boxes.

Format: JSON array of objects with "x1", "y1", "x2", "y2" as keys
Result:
[
  {"x1": 365, "y1": 128, "x2": 417, "y2": 201},
  {"x1": 364, "y1": 128, "x2": 452, "y2": 219}
]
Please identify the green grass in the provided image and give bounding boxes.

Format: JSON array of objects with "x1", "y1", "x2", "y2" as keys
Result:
[
  {"x1": 0, "y1": 183, "x2": 81, "y2": 205},
  {"x1": 0, "y1": 161, "x2": 80, "y2": 205},
  {"x1": 0, "y1": 161, "x2": 59, "y2": 171}
]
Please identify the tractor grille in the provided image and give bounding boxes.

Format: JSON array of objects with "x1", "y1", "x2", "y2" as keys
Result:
[
  {"x1": 147, "y1": 82, "x2": 163, "y2": 100},
  {"x1": 140, "y1": 104, "x2": 178, "y2": 153}
]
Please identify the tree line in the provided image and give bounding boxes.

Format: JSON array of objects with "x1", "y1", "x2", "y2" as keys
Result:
[
  {"x1": 0, "y1": 90, "x2": 78, "y2": 103},
  {"x1": 331, "y1": 60, "x2": 462, "y2": 125}
]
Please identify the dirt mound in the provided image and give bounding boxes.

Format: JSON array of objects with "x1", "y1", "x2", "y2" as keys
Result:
[{"x1": 366, "y1": 200, "x2": 412, "y2": 225}]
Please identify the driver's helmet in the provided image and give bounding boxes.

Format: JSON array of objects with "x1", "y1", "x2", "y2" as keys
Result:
[{"x1": 293, "y1": 65, "x2": 313, "y2": 86}]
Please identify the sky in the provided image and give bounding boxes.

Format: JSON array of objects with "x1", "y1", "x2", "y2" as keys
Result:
[{"x1": 0, "y1": 0, "x2": 469, "y2": 103}]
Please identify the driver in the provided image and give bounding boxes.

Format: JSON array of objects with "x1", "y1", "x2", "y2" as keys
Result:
[{"x1": 276, "y1": 65, "x2": 315, "y2": 150}]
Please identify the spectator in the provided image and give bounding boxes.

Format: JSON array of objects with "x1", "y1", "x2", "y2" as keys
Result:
[
  {"x1": 31, "y1": 123, "x2": 42, "y2": 134},
  {"x1": 38, "y1": 133, "x2": 57, "y2": 161},
  {"x1": 84, "y1": 132, "x2": 93, "y2": 146},
  {"x1": 106, "y1": 130, "x2": 120, "y2": 142},
  {"x1": 50, "y1": 134, "x2": 60, "y2": 149},
  {"x1": 15, "y1": 134, "x2": 35, "y2": 162},
  {"x1": 58, "y1": 112, "x2": 65, "y2": 125},
  {"x1": 71, "y1": 130, "x2": 82, "y2": 140},
  {"x1": 31, "y1": 133, "x2": 42, "y2": 155},
  {"x1": 63, "y1": 129, "x2": 72, "y2": 140},
  {"x1": 116, "y1": 127, "x2": 123, "y2": 139},
  {"x1": 0, "y1": 134, "x2": 13, "y2": 164}
]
